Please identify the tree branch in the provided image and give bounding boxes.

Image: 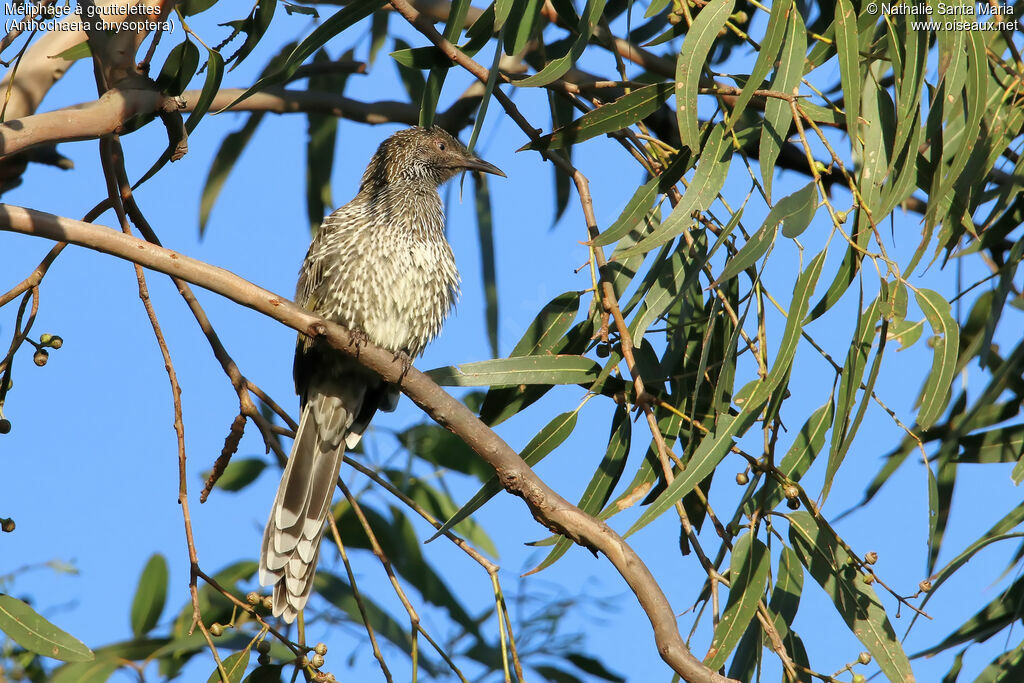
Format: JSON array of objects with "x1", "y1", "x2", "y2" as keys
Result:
[
  {"x1": 0, "y1": 88, "x2": 172, "y2": 158},
  {"x1": 0, "y1": 203, "x2": 735, "y2": 683}
]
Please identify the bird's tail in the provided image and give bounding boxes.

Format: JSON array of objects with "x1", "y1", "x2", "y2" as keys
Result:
[{"x1": 259, "y1": 383, "x2": 363, "y2": 622}]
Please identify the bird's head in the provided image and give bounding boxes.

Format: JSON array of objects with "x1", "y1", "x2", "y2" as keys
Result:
[{"x1": 361, "y1": 126, "x2": 505, "y2": 189}]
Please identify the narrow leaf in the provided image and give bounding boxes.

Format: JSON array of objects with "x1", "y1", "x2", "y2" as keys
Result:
[
  {"x1": 675, "y1": 0, "x2": 735, "y2": 150},
  {"x1": 525, "y1": 83, "x2": 674, "y2": 151},
  {"x1": 185, "y1": 49, "x2": 225, "y2": 134},
  {"x1": 526, "y1": 408, "x2": 631, "y2": 574},
  {"x1": 621, "y1": 123, "x2": 732, "y2": 256},
  {"x1": 427, "y1": 355, "x2": 600, "y2": 387},
  {"x1": 199, "y1": 113, "x2": 265, "y2": 235},
  {"x1": 427, "y1": 411, "x2": 579, "y2": 541},
  {"x1": 834, "y1": 0, "x2": 859, "y2": 134},
  {"x1": 130, "y1": 554, "x2": 168, "y2": 637},
  {"x1": 788, "y1": 512, "x2": 914, "y2": 682},
  {"x1": 207, "y1": 649, "x2": 251, "y2": 683},
  {"x1": 915, "y1": 289, "x2": 960, "y2": 429},
  {"x1": 219, "y1": 0, "x2": 385, "y2": 111},
  {"x1": 704, "y1": 534, "x2": 770, "y2": 669},
  {"x1": 759, "y1": 8, "x2": 806, "y2": 200},
  {"x1": 515, "y1": 0, "x2": 606, "y2": 86},
  {"x1": 724, "y1": 0, "x2": 790, "y2": 134},
  {"x1": 474, "y1": 173, "x2": 500, "y2": 357},
  {"x1": 0, "y1": 594, "x2": 94, "y2": 662},
  {"x1": 716, "y1": 182, "x2": 817, "y2": 284}
]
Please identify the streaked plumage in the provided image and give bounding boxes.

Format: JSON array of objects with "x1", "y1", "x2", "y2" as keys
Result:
[{"x1": 259, "y1": 126, "x2": 505, "y2": 623}]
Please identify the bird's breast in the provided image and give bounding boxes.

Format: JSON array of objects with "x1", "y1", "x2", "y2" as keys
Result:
[{"x1": 356, "y1": 234, "x2": 459, "y2": 355}]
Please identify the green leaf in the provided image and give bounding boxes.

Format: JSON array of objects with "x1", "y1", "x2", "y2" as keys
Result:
[
  {"x1": 478, "y1": 292, "x2": 584, "y2": 425},
  {"x1": 621, "y1": 123, "x2": 733, "y2": 256},
  {"x1": 887, "y1": 318, "x2": 924, "y2": 350},
  {"x1": 806, "y1": 218, "x2": 871, "y2": 322},
  {"x1": 788, "y1": 512, "x2": 914, "y2": 682},
  {"x1": 51, "y1": 657, "x2": 120, "y2": 683},
  {"x1": 629, "y1": 241, "x2": 705, "y2": 345},
  {"x1": 305, "y1": 49, "x2": 346, "y2": 234},
  {"x1": 758, "y1": 7, "x2": 805, "y2": 201},
  {"x1": 493, "y1": 0, "x2": 516, "y2": 29},
  {"x1": 754, "y1": 398, "x2": 834, "y2": 512},
  {"x1": 957, "y1": 425, "x2": 1024, "y2": 465},
  {"x1": 625, "y1": 413, "x2": 757, "y2": 537},
  {"x1": 427, "y1": 355, "x2": 600, "y2": 387},
  {"x1": 228, "y1": 0, "x2": 278, "y2": 71},
  {"x1": 779, "y1": 187, "x2": 818, "y2": 238},
  {"x1": 912, "y1": 502, "x2": 1024, "y2": 634},
  {"x1": 399, "y1": 423, "x2": 492, "y2": 480},
  {"x1": 590, "y1": 148, "x2": 692, "y2": 248},
  {"x1": 715, "y1": 182, "x2": 817, "y2": 283},
  {"x1": 504, "y1": 0, "x2": 544, "y2": 55},
  {"x1": 393, "y1": 474, "x2": 498, "y2": 556},
  {"x1": 181, "y1": 0, "x2": 218, "y2": 15},
  {"x1": 0, "y1": 594, "x2": 94, "y2": 662},
  {"x1": 220, "y1": 0, "x2": 385, "y2": 111},
  {"x1": 474, "y1": 173, "x2": 500, "y2": 358},
  {"x1": 590, "y1": 178, "x2": 660, "y2": 248},
  {"x1": 199, "y1": 113, "x2": 265, "y2": 235},
  {"x1": 724, "y1": 0, "x2": 790, "y2": 134},
  {"x1": 565, "y1": 653, "x2": 625, "y2": 681},
  {"x1": 315, "y1": 573, "x2": 416, "y2": 657},
  {"x1": 50, "y1": 40, "x2": 91, "y2": 61},
  {"x1": 368, "y1": 10, "x2": 389, "y2": 64},
  {"x1": 973, "y1": 641, "x2": 1024, "y2": 683},
  {"x1": 515, "y1": 0, "x2": 606, "y2": 86},
  {"x1": 915, "y1": 289, "x2": 960, "y2": 429},
  {"x1": 419, "y1": 0, "x2": 474, "y2": 127},
  {"x1": 427, "y1": 411, "x2": 578, "y2": 541},
  {"x1": 704, "y1": 533, "x2": 770, "y2": 669},
  {"x1": 206, "y1": 458, "x2": 268, "y2": 492},
  {"x1": 130, "y1": 554, "x2": 168, "y2": 637},
  {"x1": 392, "y1": 38, "x2": 426, "y2": 102},
  {"x1": 833, "y1": 0, "x2": 859, "y2": 134},
  {"x1": 824, "y1": 294, "x2": 882, "y2": 502},
  {"x1": 526, "y1": 407, "x2": 631, "y2": 574},
  {"x1": 208, "y1": 649, "x2": 251, "y2": 683},
  {"x1": 675, "y1": 0, "x2": 735, "y2": 150},
  {"x1": 156, "y1": 40, "x2": 201, "y2": 96},
  {"x1": 918, "y1": 576, "x2": 1024, "y2": 658},
  {"x1": 752, "y1": 250, "x2": 827, "y2": 406},
  {"x1": 525, "y1": 83, "x2": 674, "y2": 150},
  {"x1": 185, "y1": 49, "x2": 225, "y2": 135},
  {"x1": 243, "y1": 664, "x2": 284, "y2": 682}
]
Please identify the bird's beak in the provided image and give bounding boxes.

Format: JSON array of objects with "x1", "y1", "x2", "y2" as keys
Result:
[{"x1": 460, "y1": 157, "x2": 506, "y2": 178}]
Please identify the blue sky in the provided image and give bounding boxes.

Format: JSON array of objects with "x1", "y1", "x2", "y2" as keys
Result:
[{"x1": 2, "y1": 2, "x2": 1023, "y2": 681}]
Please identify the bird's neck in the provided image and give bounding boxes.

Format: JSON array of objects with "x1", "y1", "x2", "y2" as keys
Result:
[{"x1": 357, "y1": 180, "x2": 446, "y2": 240}]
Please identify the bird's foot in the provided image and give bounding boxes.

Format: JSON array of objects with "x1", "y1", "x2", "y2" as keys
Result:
[
  {"x1": 394, "y1": 349, "x2": 413, "y2": 383},
  {"x1": 348, "y1": 329, "x2": 369, "y2": 356}
]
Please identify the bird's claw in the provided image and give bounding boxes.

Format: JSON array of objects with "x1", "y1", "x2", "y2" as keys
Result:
[
  {"x1": 349, "y1": 329, "x2": 369, "y2": 356},
  {"x1": 394, "y1": 349, "x2": 413, "y2": 382}
]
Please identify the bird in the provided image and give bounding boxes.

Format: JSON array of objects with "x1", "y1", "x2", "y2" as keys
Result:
[{"x1": 259, "y1": 126, "x2": 505, "y2": 623}]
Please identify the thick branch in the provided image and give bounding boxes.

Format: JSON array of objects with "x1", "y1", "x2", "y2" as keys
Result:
[
  {"x1": 0, "y1": 203, "x2": 732, "y2": 683},
  {"x1": 0, "y1": 86, "x2": 480, "y2": 162},
  {"x1": 0, "y1": 88, "x2": 169, "y2": 158}
]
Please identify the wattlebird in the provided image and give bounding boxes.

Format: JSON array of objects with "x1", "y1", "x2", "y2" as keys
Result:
[{"x1": 259, "y1": 126, "x2": 505, "y2": 622}]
